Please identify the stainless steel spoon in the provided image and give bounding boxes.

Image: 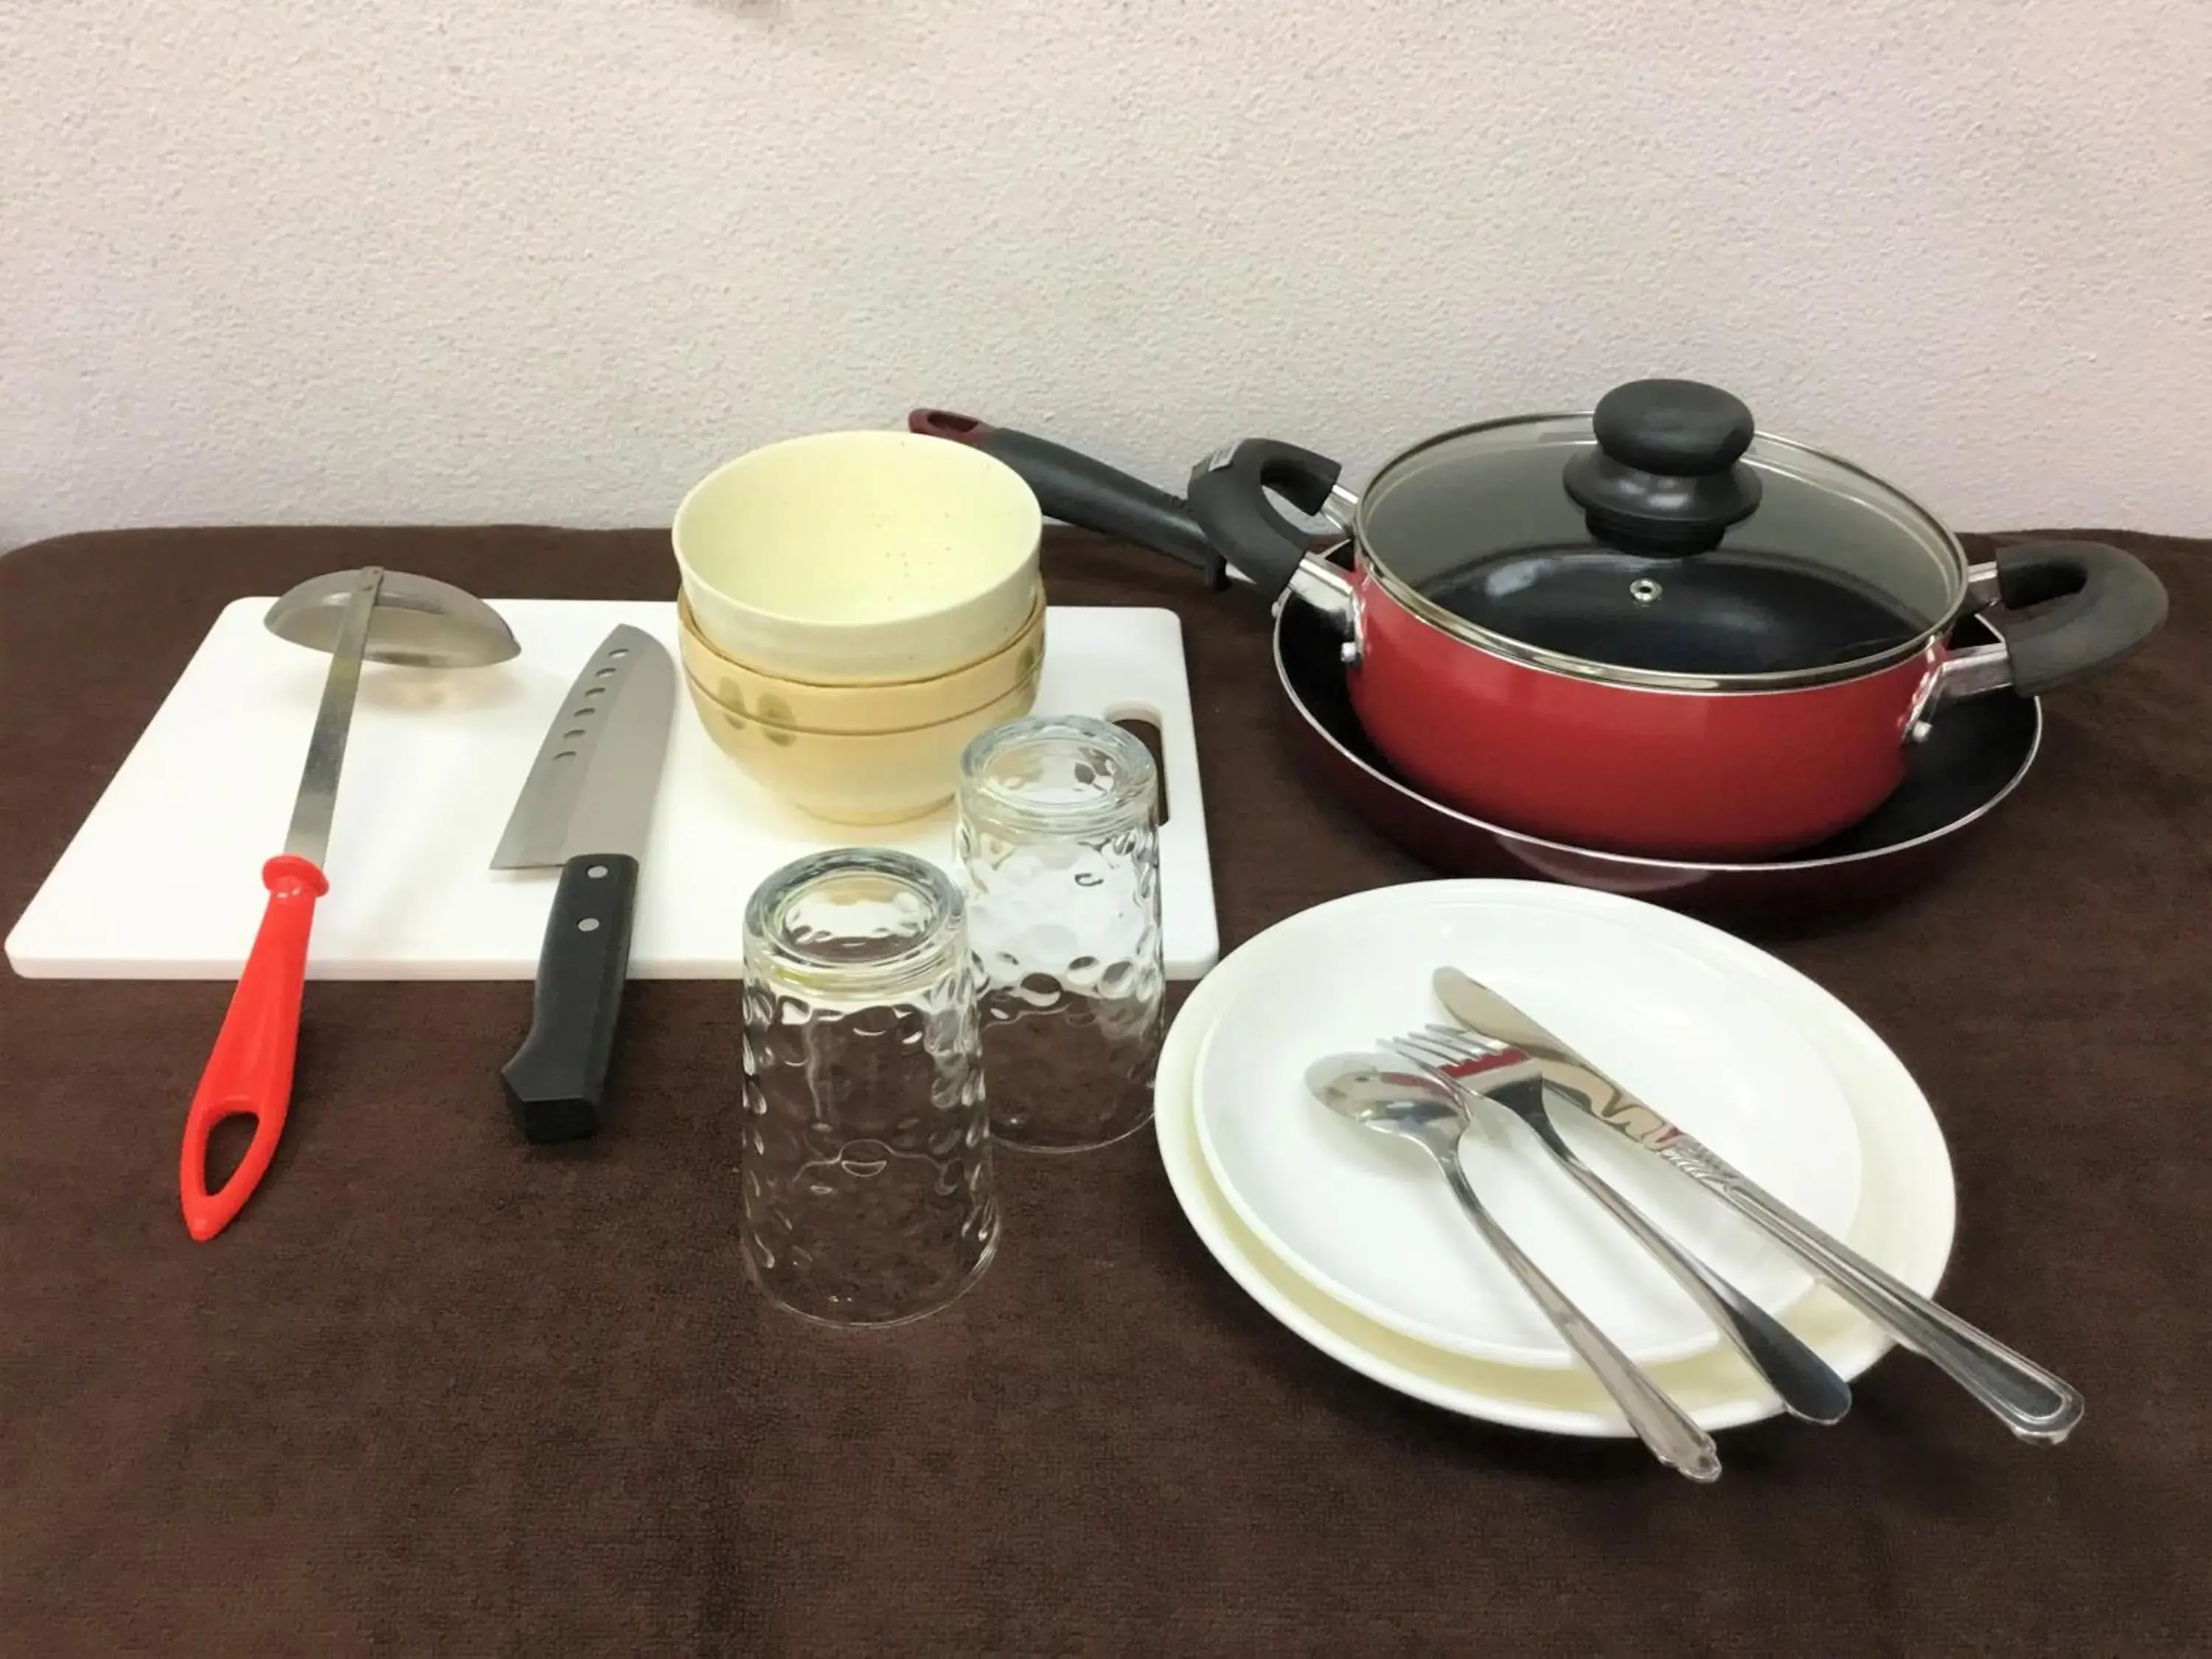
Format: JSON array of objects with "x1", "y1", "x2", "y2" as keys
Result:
[
  {"x1": 1305, "y1": 1054, "x2": 1722, "y2": 1482},
  {"x1": 180, "y1": 568, "x2": 518, "y2": 1242},
  {"x1": 1388, "y1": 1030, "x2": 1852, "y2": 1425}
]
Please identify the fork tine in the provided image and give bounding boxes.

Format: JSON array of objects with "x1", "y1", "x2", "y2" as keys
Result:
[
  {"x1": 1425, "y1": 1022, "x2": 1502, "y2": 1054},
  {"x1": 1391, "y1": 1034, "x2": 1461, "y2": 1072},
  {"x1": 1416, "y1": 1022, "x2": 1486, "y2": 1057},
  {"x1": 1383, "y1": 1036, "x2": 1450, "y2": 1076},
  {"x1": 1379, "y1": 1037, "x2": 1436, "y2": 1074}
]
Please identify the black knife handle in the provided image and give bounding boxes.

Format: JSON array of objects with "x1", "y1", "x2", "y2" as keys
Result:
[{"x1": 502, "y1": 852, "x2": 639, "y2": 1144}]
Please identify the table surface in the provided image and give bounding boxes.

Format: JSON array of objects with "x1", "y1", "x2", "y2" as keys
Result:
[{"x1": 4, "y1": 524, "x2": 2208, "y2": 1657}]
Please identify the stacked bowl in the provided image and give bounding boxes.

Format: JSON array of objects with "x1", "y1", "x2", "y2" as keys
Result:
[{"x1": 673, "y1": 431, "x2": 1046, "y2": 824}]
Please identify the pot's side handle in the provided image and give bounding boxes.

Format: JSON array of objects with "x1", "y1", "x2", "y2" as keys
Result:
[
  {"x1": 1989, "y1": 541, "x2": 2168, "y2": 696},
  {"x1": 1186, "y1": 439, "x2": 1343, "y2": 603},
  {"x1": 908, "y1": 410, "x2": 1229, "y2": 590}
]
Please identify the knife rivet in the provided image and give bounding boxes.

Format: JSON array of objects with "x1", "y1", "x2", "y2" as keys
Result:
[
  {"x1": 587, "y1": 864, "x2": 608, "y2": 879},
  {"x1": 577, "y1": 917, "x2": 602, "y2": 932}
]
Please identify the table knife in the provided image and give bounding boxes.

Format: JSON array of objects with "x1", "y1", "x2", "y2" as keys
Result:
[
  {"x1": 1431, "y1": 965, "x2": 2085, "y2": 1444},
  {"x1": 492, "y1": 625, "x2": 675, "y2": 1144}
]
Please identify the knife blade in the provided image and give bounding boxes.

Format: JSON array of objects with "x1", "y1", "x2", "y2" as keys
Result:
[
  {"x1": 1430, "y1": 965, "x2": 2084, "y2": 1443},
  {"x1": 493, "y1": 624, "x2": 675, "y2": 1144},
  {"x1": 1429, "y1": 967, "x2": 1696, "y2": 1153}
]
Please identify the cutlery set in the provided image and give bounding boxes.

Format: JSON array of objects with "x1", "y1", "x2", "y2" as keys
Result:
[
  {"x1": 1386, "y1": 1030, "x2": 1854, "y2": 1429},
  {"x1": 1309, "y1": 965, "x2": 2084, "y2": 1480}
]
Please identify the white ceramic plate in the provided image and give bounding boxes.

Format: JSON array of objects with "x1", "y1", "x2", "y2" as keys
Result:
[
  {"x1": 1194, "y1": 892, "x2": 1863, "y2": 1367},
  {"x1": 1158, "y1": 881, "x2": 1957, "y2": 1436}
]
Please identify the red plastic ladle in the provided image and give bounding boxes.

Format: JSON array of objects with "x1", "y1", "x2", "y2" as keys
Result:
[{"x1": 179, "y1": 567, "x2": 517, "y2": 1240}]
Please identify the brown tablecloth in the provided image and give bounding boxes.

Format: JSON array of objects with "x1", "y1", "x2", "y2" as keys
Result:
[{"x1": 4, "y1": 525, "x2": 2208, "y2": 1656}]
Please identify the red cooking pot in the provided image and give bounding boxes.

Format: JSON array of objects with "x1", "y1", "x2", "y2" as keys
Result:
[{"x1": 1180, "y1": 379, "x2": 2168, "y2": 857}]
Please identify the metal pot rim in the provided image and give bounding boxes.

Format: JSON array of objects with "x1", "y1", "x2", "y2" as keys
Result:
[{"x1": 1346, "y1": 411, "x2": 1972, "y2": 694}]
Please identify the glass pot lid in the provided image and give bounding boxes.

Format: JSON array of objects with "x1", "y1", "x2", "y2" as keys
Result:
[{"x1": 1354, "y1": 380, "x2": 1969, "y2": 688}]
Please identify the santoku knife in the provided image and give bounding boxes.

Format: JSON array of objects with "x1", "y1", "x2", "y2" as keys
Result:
[
  {"x1": 1431, "y1": 964, "x2": 2084, "y2": 1444},
  {"x1": 492, "y1": 624, "x2": 675, "y2": 1144}
]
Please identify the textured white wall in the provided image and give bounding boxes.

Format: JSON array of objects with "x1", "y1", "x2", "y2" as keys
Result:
[{"x1": 4, "y1": 0, "x2": 2209, "y2": 552}]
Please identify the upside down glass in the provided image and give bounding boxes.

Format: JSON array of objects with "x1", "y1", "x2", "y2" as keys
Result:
[
  {"x1": 740, "y1": 848, "x2": 998, "y2": 1326},
  {"x1": 956, "y1": 714, "x2": 1164, "y2": 1152}
]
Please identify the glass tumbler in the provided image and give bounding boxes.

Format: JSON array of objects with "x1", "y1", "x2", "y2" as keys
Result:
[
  {"x1": 740, "y1": 848, "x2": 998, "y2": 1326},
  {"x1": 956, "y1": 714, "x2": 1164, "y2": 1152}
]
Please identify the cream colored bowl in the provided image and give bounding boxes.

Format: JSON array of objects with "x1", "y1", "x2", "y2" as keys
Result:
[
  {"x1": 675, "y1": 588, "x2": 1045, "y2": 737},
  {"x1": 673, "y1": 430, "x2": 1043, "y2": 683},
  {"x1": 683, "y1": 664, "x2": 1042, "y2": 826}
]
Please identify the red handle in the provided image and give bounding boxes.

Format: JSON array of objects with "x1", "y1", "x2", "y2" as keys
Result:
[
  {"x1": 178, "y1": 855, "x2": 327, "y2": 1242},
  {"x1": 906, "y1": 408, "x2": 992, "y2": 442}
]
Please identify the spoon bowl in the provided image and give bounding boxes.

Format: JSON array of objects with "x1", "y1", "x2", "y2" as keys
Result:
[
  {"x1": 265, "y1": 568, "x2": 519, "y2": 668},
  {"x1": 1303, "y1": 1054, "x2": 1470, "y2": 1149}
]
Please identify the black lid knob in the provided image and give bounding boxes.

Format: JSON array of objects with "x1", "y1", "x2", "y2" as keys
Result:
[{"x1": 1562, "y1": 378, "x2": 1764, "y2": 555}]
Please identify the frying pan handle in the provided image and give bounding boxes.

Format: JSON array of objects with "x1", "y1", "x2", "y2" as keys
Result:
[
  {"x1": 908, "y1": 410, "x2": 1229, "y2": 590},
  {"x1": 1986, "y1": 541, "x2": 2168, "y2": 696},
  {"x1": 1186, "y1": 439, "x2": 1345, "y2": 604}
]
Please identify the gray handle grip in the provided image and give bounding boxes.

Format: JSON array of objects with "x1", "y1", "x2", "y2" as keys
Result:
[{"x1": 1990, "y1": 540, "x2": 2167, "y2": 697}]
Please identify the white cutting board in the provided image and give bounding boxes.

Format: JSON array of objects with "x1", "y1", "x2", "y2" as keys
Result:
[{"x1": 6, "y1": 600, "x2": 1219, "y2": 980}]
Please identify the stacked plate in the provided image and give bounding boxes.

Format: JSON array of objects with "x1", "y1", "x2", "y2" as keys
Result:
[{"x1": 1156, "y1": 880, "x2": 1958, "y2": 1436}]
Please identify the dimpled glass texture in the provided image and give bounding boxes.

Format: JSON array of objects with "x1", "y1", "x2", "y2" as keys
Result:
[
  {"x1": 956, "y1": 714, "x2": 1164, "y2": 1152},
  {"x1": 740, "y1": 848, "x2": 998, "y2": 1326}
]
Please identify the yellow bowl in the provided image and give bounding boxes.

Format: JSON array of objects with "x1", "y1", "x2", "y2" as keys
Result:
[
  {"x1": 676, "y1": 588, "x2": 1045, "y2": 735},
  {"x1": 672, "y1": 430, "x2": 1043, "y2": 682},
  {"x1": 682, "y1": 663, "x2": 1042, "y2": 826}
]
